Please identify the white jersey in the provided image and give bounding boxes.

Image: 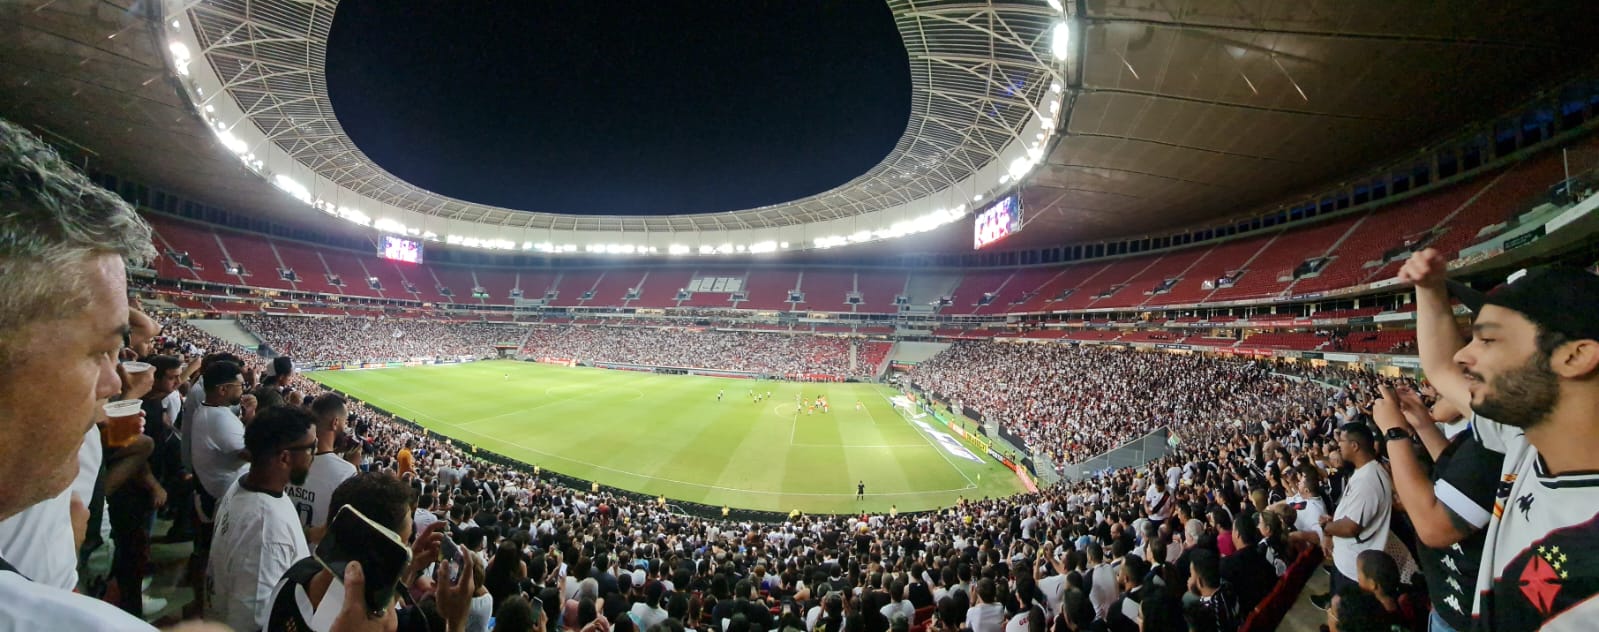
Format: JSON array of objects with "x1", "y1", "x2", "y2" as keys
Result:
[
  {"x1": 191, "y1": 403, "x2": 247, "y2": 498},
  {"x1": 180, "y1": 376, "x2": 204, "y2": 470},
  {"x1": 206, "y1": 481, "x2": 311, "y2": 632},
  {"x1": 0, "y1": 567, "x2": 155, "y2": 631},
  {"x1": 285, "y1": 454, "x2": 359, "y2": 532},
  {"x1": 1471, "y1": 416, "x2": 1599, "y2": 631},
  {"x1": 0, "y1": 425, "x2": 105, "y2": 590}
]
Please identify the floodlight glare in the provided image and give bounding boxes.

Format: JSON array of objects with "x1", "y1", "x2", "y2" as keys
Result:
[{"x1": 1052, "y1": 22, "x2": 1070, "y2": 60}]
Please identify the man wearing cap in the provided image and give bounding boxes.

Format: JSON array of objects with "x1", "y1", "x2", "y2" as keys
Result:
[
  {"x1": 253, "y1": 356, "x2": 295, "y2": 412},
  {"x1": 1400, "y1": 248, "x2": 1599, "y2": 631}
]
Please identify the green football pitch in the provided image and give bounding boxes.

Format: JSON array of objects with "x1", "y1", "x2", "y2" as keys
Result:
[{"x1": 308, "y1": 360, "x2": 1025, "y2": 514}]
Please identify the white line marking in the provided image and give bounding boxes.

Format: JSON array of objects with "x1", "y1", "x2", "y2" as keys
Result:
[{"x1": 877, "y1": 388, "x2": 978, "y2": 488}]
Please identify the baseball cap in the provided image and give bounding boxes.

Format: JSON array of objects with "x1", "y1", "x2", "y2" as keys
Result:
[
  {"x1": 265, "y1": 355, "x2": 294, "y2": 378},
  {"x1": 1447, "y1": 266, "x2": 1599, "y2": 342}
]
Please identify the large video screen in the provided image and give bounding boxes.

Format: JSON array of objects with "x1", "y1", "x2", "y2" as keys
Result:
[
  {"x1": 973, "y1": 195, "x2": 1022, "y2": 249},
  {"x1": 379, "y1": 235, "x2": 423, "y2": 264}
]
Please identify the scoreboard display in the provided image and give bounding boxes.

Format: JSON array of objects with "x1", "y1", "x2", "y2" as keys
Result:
[
  {"x1": 379, "y1": 235, "x2": 423, "y2": 264},
  {"x1": 973, "y1": 195, "x2": 1022, "y2": 249}
]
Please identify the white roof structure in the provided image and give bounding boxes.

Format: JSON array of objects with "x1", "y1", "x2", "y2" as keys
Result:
[{"x1": 169, "y1": 0, "x2": 1068, "y2": 252}]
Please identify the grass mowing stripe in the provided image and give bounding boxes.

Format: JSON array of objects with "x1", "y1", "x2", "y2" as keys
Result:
[{"x1": 309, "y1": 361, "x2": 1023, "y2": 513}]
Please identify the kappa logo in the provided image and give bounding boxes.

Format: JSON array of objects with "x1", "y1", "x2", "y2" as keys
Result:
[{"x1": 1516, "y1": 493, "x2": 1536, "y2": 520}]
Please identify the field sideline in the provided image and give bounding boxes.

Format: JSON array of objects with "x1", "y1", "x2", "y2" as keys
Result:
[{"x1": 308, "y1": 360, "x2": 1025, "y2": 514}]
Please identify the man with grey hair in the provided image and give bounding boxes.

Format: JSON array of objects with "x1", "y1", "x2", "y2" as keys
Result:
[
  {"x1": 0, "y1": 116, "x2": 161, "y2": 630},
  {"x1": 0, "y1": 119, "x2": 371, "y2": 631}
]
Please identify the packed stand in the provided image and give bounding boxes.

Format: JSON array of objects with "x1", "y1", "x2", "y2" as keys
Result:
[
  {"x1": 905, "y1": 343, "x2": 1337, "y2": 466},
  {"x1": 522, "y1": 326, "x2": 876, "y2": 380},
  {"x1": 240, "y1": 315, "x2": 525, "y2": 363}
]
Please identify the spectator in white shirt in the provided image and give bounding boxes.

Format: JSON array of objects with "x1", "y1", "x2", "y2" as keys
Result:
[
  {"x1": 963, "y1": 578, "x2": 1004, "y2": 632},
  {"x1": 191, "y1": 361, "x2": 254, "y2": 501},
  {"x1": 880, "y1": 580, "x2": 915, "y2": 623},
  {"x1": 1315, "y1": 423, "x2": 1392, "y2": 609},
  {"x1": 285, "y1": 393, "x2": 358, "y2": 546},
  {"x1": 206, "y1": 406, "x2": 318, "y2": 631},
  {"x1": 1086, "y1": 542, "x2": 1120, "y2": 621},
  {"x1": 629, "y1": 581, "x2": 669, "y2": 630}
]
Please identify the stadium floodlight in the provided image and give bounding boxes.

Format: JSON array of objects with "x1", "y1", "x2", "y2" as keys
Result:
[
  {"x1": 373, "y1": 218, "x2": 407, "y2": 234},
  {"x1": 973, "y1": 194, "x2": 984, "y2": 202},
  {"x1": 214, "y1": 129, "x2": 248, "y2": 156},
  {"x1": 780, "y1": 242, "x2": 789, "y2": 249},
  {"x1": 273, "y1": 175, "x2": 312, "y2": 205},
  {"x1": 1010, "y1": 156, "x2": 1036, "y2": 180},
  {"x1": 1045, "y1": 0, "x2": 1063, "y2": 12},
  {"x1": 669, "y1": 244, "x2": 691, "y2": 255},
  {"x1": 749, "y1": 241, "x2": 777, "y2": 253},
  {"x1": 168, "y1": 42, "x2": 191, "y2": 76},
  {"x1": 1052, "y1": 22, "x2": 1070, "y2": 60},
  {"x1": 1050, "y1": 82, "x2": 1063, "y2": 94}
]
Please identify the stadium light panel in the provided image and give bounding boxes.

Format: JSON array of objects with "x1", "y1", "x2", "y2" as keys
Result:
[
  {"x1": 1046, "y1": 0, "x2": 1064, "y2": 12},
  {"x1": 1052, "y1": 22, "x2": 1070, "y2": 60},
  {"x1": 273, "y1": 174, "x2": 312, "y2": 205},
  {"x1": 1008, "y1": 156, "x2": 1034, "y2": 180},
  {"x1": 168, "y1": 42, "x2": 191, "y2": 76}
]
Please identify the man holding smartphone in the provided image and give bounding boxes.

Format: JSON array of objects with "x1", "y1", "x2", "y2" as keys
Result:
[{"x1": 267, "y1": 472, "x2": 477, "y2": 631}]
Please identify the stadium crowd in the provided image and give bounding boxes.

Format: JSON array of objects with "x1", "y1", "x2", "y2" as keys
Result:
[
  {"x1": 240, "y1": 315, "x2": 525, "y2": 364},
  {"x1": 522, "y1": 327, "x2": 879, "y2": 380},
  {"x1": 5, "y1": 117, "x2": 1599, "y2": 632},
  {"x1": 905, "y1": 344, "x2": 1343, "y2": 466}
]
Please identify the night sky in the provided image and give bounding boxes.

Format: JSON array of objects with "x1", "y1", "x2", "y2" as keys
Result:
[{"x1": 326, "y1": 1, "x2": 911, "y2": 215}]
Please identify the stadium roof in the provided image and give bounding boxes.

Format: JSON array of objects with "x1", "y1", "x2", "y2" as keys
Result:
[{"x1": 2, "y1": 1, "x2": 1598, "y2": 255}]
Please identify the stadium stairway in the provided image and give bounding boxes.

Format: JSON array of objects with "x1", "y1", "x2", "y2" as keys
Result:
[
  {"x1": 185, "y1": 318, "x2": 263, "y2": 351},
  {"x1": 890, "y1": 341, "x2": 951, "y2": 365}
]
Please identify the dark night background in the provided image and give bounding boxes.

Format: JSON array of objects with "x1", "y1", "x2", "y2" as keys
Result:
[{"x1": 326, "y1": 1, "x2": 912, "y2": 215}]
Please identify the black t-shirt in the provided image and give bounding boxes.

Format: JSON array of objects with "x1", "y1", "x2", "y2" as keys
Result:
[{"x1": 1419, "y1": 426, "x2": 1503, "y2": 631}]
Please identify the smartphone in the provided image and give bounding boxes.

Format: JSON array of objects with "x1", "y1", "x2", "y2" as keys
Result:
[
  {"x1": 316, "y1": 505, "x2": 412, "y2": 615},
  {"x1": 530, "y1": 596, "x2": 544, "y2": 617},
  {"x1": 440, "y1": 535, "x2": 463, "y2": 582}
]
